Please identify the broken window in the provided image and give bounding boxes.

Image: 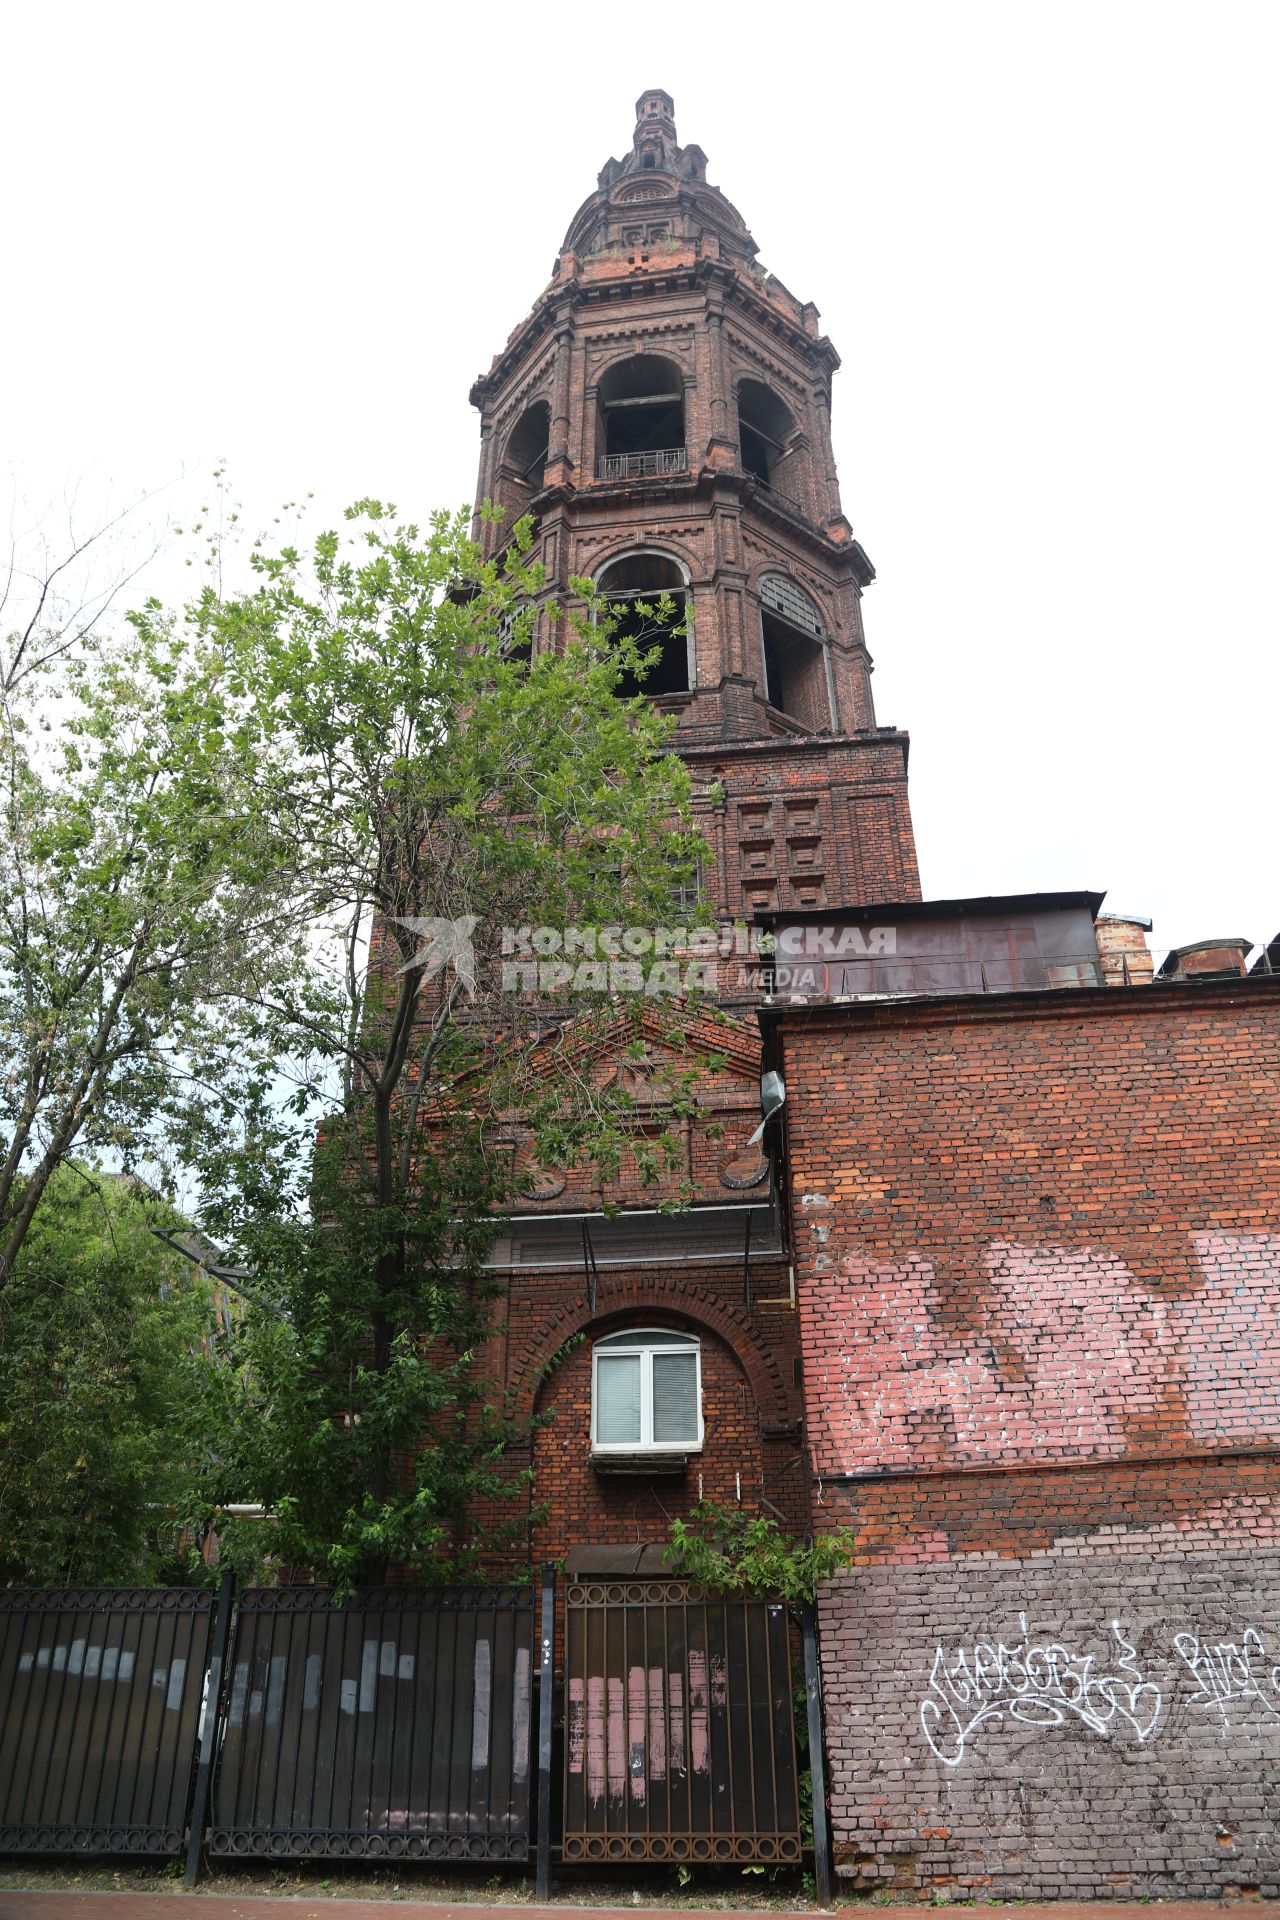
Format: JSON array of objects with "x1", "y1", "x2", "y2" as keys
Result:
[
  {"x1": 667, "y1": 864, "x2": 704, "y2": 920},
  {"x1": 597, "y1": 553, "x2": 690, "y2": 696},
  {"x1": 757, "y1": 573, "x2": 832, "y2": 730},
  {"x1": 597, "y1": 353, "x2": 686, "y2": 478},
  {"x1": 497, "y1": 602, "x2": 533, "y2": 667}
]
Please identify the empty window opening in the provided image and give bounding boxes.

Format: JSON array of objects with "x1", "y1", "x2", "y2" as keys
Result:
[
  {"x1": 598, "y1": 553, "x2": 689, "y2": 696},
  {"x1": 503, "y1": 401, "x2": 550, "y2": 494},
  {"x1": 497, "y1": 603, "x2": 533, "y2": 667},
  {"x1": 757, "y1": 574, "x2": 830, "y2": 730},
  {"x1": 761, "y1": 612, "x2": 830, "y2": 730},
  {"x1": 737, "y1": 379, "x2": 807, "y2": 512},
  {"x1": 739, "y1": 418, "x2": 774, "y2": 488},
  {"x1": 598, "y1": 353, "x2": 685, "y2": 465},
  {"x1": 592, "y1": 1327, "x2": 702, "y2": 1455}
]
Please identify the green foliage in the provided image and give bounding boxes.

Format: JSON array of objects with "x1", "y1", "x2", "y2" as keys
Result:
[
  {"x1": 1, "y1": 493, "x2": 715, "y2": 1588},
  {"x1": 166, "y1": 501, "x2": 712, "y2": 1587},
  {"x1": 190, "y1": 1129, "x2": 532, "y2": 1590},
  {"x1": 667, "y1": 1500, "x2": 859, "y2": 1606},
  {"x1": 0, "y1": 549, "x2": 298, "y2": 1283},
  {"x1": 0, "y1": 1169, "x2": 220, "y2": 1584}
]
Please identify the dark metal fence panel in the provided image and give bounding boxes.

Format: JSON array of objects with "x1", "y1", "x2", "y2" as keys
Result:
[
  {"x1": 562, "y1": 1578, "x2": 802, "y2": 1865},
  {"x1": 209, "y1": 1585, "x2": 534, "y2": 1861},
  {"x1": 0, "y1": 1587, "x2": 214, "y2": 1856}
]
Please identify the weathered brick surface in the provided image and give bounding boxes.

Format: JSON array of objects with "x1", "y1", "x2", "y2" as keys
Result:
[
  {"x1": 772, "y1": 979, "x2": 1280, "y2": 1893},
  {"x1": 471, "y1": 1259, "x2": 811, "y2": 1573},
  {"x1": 778, "y1": 982, "x2": 1280, "y2": 1494},
  {"x1": 817, "y1": 1550, "x2": 1280, "y2": 1898},
  {"x1": 815, "y1": 1454, "x2": 1280, "y2": 1563}
]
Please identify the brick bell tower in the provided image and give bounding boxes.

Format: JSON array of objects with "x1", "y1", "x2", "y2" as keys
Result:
[
  {"x1": 467, "y1": 95, "x2": 921, "y2": 1572},
  {"x1": 470, "y1": 90, "x2": 921, "y2": 935}
]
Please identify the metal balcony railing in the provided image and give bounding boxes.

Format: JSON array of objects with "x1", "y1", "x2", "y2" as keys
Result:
[{"x1": 596, "y1": 447, "x2": 688, "y2": 481}]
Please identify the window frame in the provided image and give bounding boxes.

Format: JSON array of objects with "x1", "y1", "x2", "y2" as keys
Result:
[
  {"x1": 594, "y1": 549, "x2": 695, "y2": 695},
  {"x1": 590, "y1": 1326, "x2": 704, "y2": 1456},
  {"x1": 755, "y1": 572, "x2": 836, "y2": 729}
]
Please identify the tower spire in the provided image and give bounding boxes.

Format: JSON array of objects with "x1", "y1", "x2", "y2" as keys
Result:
[
  {"x1": 470, "y1": 94, "x2": 921, "y2": 918},
  {"x1": 632, "y1": 88, "x2": 677, "y2": 164}
]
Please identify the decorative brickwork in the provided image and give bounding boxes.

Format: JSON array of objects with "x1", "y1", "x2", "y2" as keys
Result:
[
  {"x1": 468, "y1": 92, "x2": 920, "y2": 916},
  {"x1": 459, "y1": 95, "x2": 921, "y2": 1569}
]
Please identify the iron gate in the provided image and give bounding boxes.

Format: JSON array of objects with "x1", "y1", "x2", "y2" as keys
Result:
[
  {"x1": 562, "y1": 1579, "x2": 802, "y2": 1864},
  {"x1": 0, "y1": 1587, "x2": 214, "y2": 1856},
  {"x1": 208, "y1": 1584, "x2": 534, "y2": 1860}
]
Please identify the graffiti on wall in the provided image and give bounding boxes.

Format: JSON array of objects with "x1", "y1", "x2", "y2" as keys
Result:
[
  {"x1": 921, "y1": 1616, "x2": 1280, "y2": 1763},
  {"x1": 1173, "y1": 1627, "x2": 1280, "y2": 1724},
  {"x1": 920, "y1": 1615, "x2": 1161, "y2": 1767}
]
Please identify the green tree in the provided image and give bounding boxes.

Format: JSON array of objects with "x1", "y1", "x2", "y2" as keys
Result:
[
  {"x1": 0, "y1": 546, "x2": 296, "y2": 1284},
  {"x1": 169, "y1": 500, "x2": 713, "y2": 1584},
  {"x1": 0, "y1": 1168, "x2": 221, "y2": 1584}
]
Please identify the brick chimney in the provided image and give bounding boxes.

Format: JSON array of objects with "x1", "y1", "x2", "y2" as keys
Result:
[
  {"x1": 1157, "y1": 937, "x2": 1253, "y2": 981},
  {"x1": 1095, "y1": 913, "x2": 1154, "y2": 987}
]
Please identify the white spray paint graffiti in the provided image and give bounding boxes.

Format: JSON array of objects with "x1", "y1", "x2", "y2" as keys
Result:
[
  {"x1": 920, "y1": 1614, "x2": 1163, "y2": 1766},
  {"x1": 1173, "y1": 1627, "x2": 1280, "y2": 1723}
]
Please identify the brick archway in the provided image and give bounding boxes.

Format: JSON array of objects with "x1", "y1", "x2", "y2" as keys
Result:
[{"x1": 511, "y1": 1275, "x2": 791, "y2": 1423}]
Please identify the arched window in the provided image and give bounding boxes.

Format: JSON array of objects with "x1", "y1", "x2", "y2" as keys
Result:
[
  {"x1": 591, "y1": 1327, "x2": 702, "y2": 1455},
  {"x1": 737, "y1": 379, "x2": 810, "y2": 517},
  {"x1": 597, "y1": 354, "x2": 687, "y2": 479},
  {"x1": 501, "y1": 401, "x2": 550, "y2": 501},
  {"x1": 597, "y1": 552, "x2": 690, "y2": 696},
  {"x1": 756, "y1": 572, "x2": 833, "y2": 730}
]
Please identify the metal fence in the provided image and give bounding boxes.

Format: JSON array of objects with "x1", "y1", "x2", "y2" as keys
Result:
[
  {"x1": 0, "y1": 1586, "x2": 214, "y2": 1856},
  {"x1": 208, "y1": 1584, "x2": 535, "y2": 1861},
  {"x1": 0, "y1": 1571, "x2": 832, "y2": 1897},
  {"x1": 562, "y1": 1578, "x2": 802, "y2": 1865}
]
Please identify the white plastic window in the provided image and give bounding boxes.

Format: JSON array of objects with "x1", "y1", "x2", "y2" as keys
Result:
[{"x1": 591, "y1": 1328, "x2": 703, "y2": 1453}]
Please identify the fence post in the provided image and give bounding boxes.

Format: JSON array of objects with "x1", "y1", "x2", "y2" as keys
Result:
[
  {"x1": 800, "y1": 1597, "x2": 834, "y2": 1908},
  {"x1": 535, "y1": 1563, "x2": 556, "y2": 1900},
  {"x1": 184, "y1": 1567, "x2": 235, "y2": 1887}
]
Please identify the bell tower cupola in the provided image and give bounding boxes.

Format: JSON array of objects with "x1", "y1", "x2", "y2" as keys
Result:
[
  {"x1": 632, "y1": 89, "x2": 677, "y2": 170},
  {"x1": 469, "y1": 94, "x2": 921, "y2": 915}
]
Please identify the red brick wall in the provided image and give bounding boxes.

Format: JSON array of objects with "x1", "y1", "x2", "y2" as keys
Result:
[
  {"x1": 479, "y1": 1260, "x2": 811, "y2": 1573},
  {"x1": 528, "y1": 1326, "x2": 766, "y2": 1567},
  {"x1": 777, "y1": 979, "x2": 1280, "y2": 1526},
  {"x1": 771, "y1": 978, "x2": 1280, "y2": 1895}
]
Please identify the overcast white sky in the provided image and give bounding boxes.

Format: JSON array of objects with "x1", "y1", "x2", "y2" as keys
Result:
[{"x1": 4, "y1": 1, "x2": 1277, "y2": 961}]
